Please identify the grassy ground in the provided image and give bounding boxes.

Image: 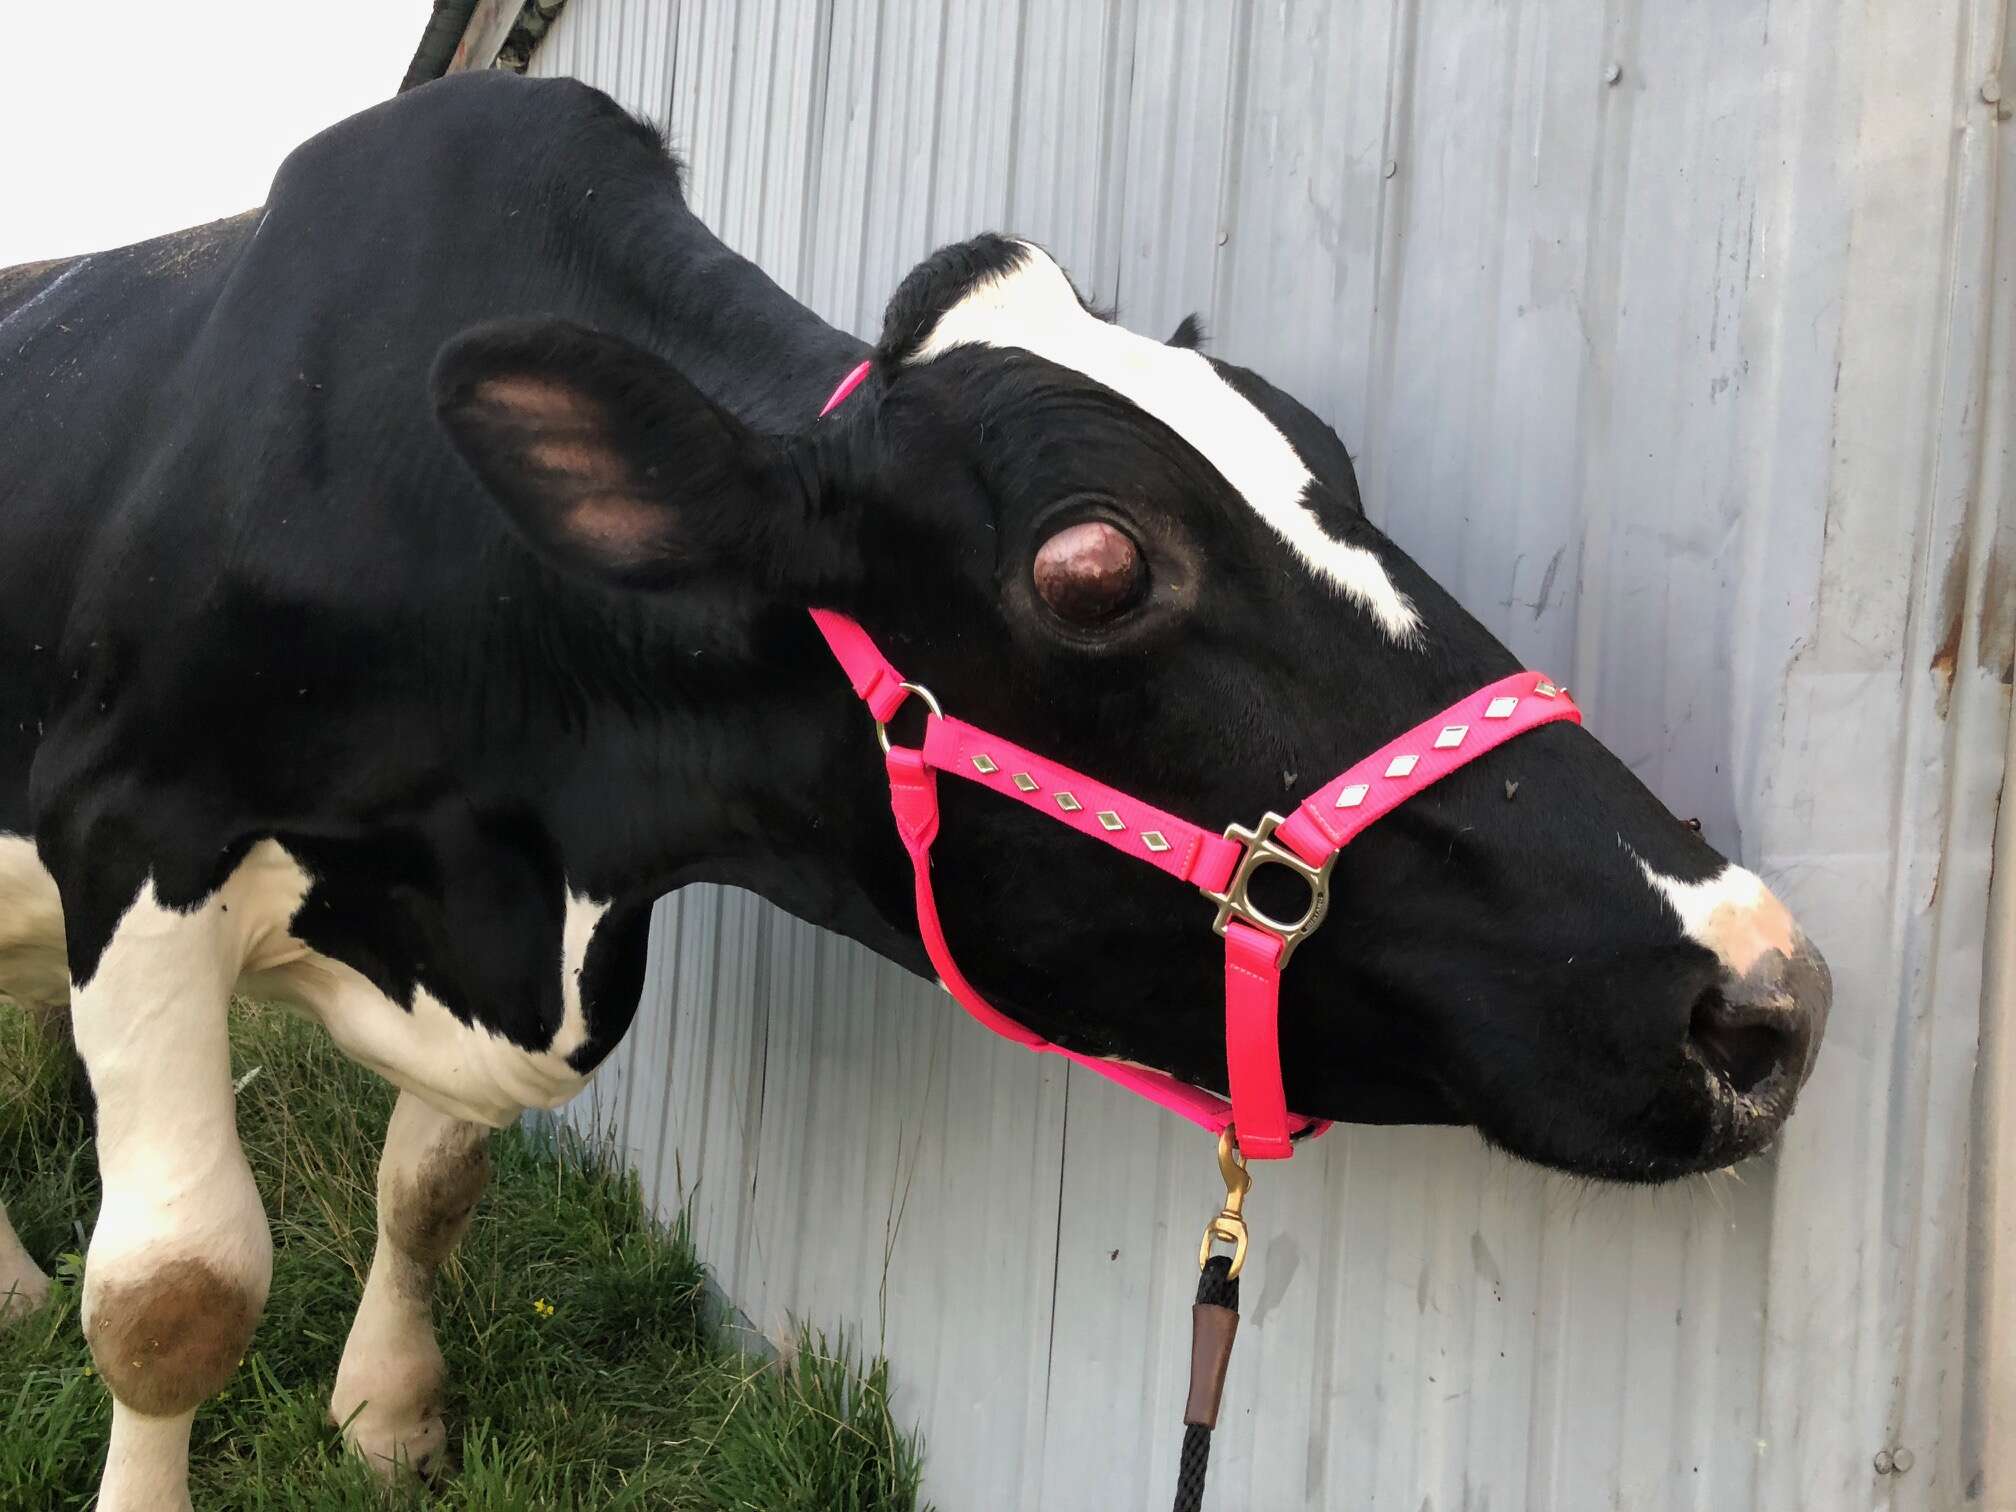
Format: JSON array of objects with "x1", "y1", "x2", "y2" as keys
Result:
[{"x1": 0, "y1": 998, "x2": 928, "y2": 1511}]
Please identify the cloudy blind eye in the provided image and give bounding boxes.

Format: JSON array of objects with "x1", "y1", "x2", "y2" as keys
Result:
[{"x1": 1033, "y1": 520, "x2": 1146, "y2": 625}]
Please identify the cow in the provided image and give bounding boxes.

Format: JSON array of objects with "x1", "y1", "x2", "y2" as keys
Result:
[{"x1": 0, "y1": 71, "x2": 1830, "y2": 1510}]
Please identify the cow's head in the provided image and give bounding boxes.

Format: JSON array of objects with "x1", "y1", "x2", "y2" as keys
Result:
[{"x1": 434, "y1": 235, "x2": 1830, "y2": 1182}]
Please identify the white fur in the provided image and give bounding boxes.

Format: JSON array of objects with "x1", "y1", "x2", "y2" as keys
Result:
[
  {"x1": 551, "y1": 889, "x2": 612, "y2": 1064},
  {"x1": 0, "y1": 833, "x2": 70, "y2": 1007},
  {"x1": 232, "y1": 843, "x2": 601, "y2": 1124},
  {"x1": 0, "y1": 1200, "x2": 50, "y2": 1322},
  {"x1": 910, "y1": 244, "x2": 1421, "y2": 643},
  {"x1": 24, "y1": 840, "x2": 607, "y2": 1505},
  {"x1": 1636, "y1": 858, "x2": 1799, "y2": 977},
  {"x1": 4, "y1": 832, "x2": 602, "y2": 1125},
  {"x1": 102, "y1": 1410, "x2": 196, "y2": 1512},
  {"x1": 332, "y1": 1090, "x2": 488, "y2": 1477},
  {"x1": 73, "y1": 875, "x2": 271, "y2": 1512},
  {"x1": 0, "y1": 838, "x2": 62, "y2": 1326}
]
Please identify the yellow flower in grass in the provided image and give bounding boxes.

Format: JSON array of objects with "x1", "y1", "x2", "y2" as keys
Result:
[{"x1": 532, "y1": 1297, "x2": 556, "y2": 1319}]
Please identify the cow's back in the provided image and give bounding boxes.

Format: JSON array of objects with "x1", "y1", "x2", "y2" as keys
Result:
[
  {"x1": 0, "y1": 73, "x2": 696, "y2": 844},
  {"x1": 0, "y1": 213, "x2": 261, "y2": 832}
]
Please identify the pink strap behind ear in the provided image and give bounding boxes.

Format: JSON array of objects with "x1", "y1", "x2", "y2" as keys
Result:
[
  {"x1": 808, "y1": 607, "x2": 911, "y2": 722},
  {"x1": 819, "y1": 360, "x2": 873, "y2": 418}
]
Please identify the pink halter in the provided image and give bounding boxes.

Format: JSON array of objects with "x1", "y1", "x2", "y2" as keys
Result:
[{"x1": 812, "y1": 364, "x2": 1581, "y2": 1159}]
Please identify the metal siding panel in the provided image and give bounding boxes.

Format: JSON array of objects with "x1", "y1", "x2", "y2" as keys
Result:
[
  {"x1": 1111, "y1": 0, "x2": 1241, "y2": 333},
  {"x1": 524, "y1": 2, "x2": 2012, "y2": 1508},
  {"x1": 1002, "y1": 1, "x2": 1132, "y2": 296}
]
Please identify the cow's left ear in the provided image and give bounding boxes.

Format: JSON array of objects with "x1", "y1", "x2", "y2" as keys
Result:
[{"x1": 432, "y1": 320, "x2": 854, "y2": 596}]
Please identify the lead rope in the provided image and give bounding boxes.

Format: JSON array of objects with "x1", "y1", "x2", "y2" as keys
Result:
[{"x1": 1174, "y1": 1131, "x2": 1251, "y2": 1512}]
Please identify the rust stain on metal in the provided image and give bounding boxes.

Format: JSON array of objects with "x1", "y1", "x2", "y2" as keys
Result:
[
  {"x1": 1932, "y1": 545, "x2": 1966, "y2": 718},
  {"x1": 1980, "y1": 542, "x2": 2013, "y2": 686},
  {"x1": 1931, "y1": 541, "x2": 2014, "y2": 716}
]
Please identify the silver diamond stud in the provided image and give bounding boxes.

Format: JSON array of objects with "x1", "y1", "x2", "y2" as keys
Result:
[
  {"x1": 1096, "y1": 810, "x2": 1125, "y2": 831},
  {"x1": 1534, "y1": 680, "x2": 1559, "y2": 698},
  {"x1": 1012, "y1": 772, "x2": 1039, "y2": 792},
  {"x1": 1055, "y1": 792, "x2": 1083, "y2": 813},
  {"x1": 972, "y1": 754, "x2": 999, "y2": 775},
  {"x1": 1335, "y1": 783, "x2": 1370, "y2": 809},
  {"x1": 1385, "y1": 753, "x2": 1420, "y2": 779},
  {"x1": 1141, "y1": 831, "x2": 1171, "y2": 853},
  {"x1": 1434, "y1": 724, "x2": 1468, "y2": 750},
  {"x1": 1484, "y1": 696, "x2": 1519, "y2": 720}
]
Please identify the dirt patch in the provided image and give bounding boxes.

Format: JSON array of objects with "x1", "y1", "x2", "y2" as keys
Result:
[
  {"x1": 387, "y1": 1137, "x2": 492, "y2": 1268},
  {"x1": 1931, "y1": 543, "x2": 1966, "y2": 717},
  {"x1": 87, "y1": 1256, "x2": 260, "y2": 1415},
  {"x1": 0, "y1": 256, "x2": 74, "y2": 308},
  {"x1": 142, "y1": 209, "x2": 261, "y2": 282}
]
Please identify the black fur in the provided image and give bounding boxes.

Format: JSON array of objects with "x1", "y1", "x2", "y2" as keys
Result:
[{"x1": 0, "y1": 73, "x2": 1823, "y2": 1180}]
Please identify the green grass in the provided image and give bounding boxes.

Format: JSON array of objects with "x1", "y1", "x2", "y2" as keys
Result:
[{"x1": 0, "y1": 999, "x2": 928, "y2": 1511}]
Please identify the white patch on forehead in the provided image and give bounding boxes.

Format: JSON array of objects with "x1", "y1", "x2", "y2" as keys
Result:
[
  {"x1": 1636, "y1": 858, "x2": 1801, "y2": 977},
  {"x1": 910, "y1": 244, "x2": 1421, "y2": 644}
]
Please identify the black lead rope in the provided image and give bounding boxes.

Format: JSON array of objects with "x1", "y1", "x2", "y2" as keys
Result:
[
  {"x1": 1172, "y1": 1254, "x2": 1241, "y2": 1512},
  {"x1": 1174, "y1": 1131, "x2": 1252, "y2": 1512}
]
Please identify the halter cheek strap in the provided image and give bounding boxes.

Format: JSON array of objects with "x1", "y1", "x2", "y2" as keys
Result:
[{"x1": 810, "y1": 369, "x2": 1581, "y2": 1160}]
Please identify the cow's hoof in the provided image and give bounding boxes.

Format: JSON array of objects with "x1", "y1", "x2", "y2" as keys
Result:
[
  {"x1": 332, "y1": 1393, "x2": 448, "y2": 1481},
  {"x1": 0, "y1": 1266, "x2": 51, "y2": 1325}
]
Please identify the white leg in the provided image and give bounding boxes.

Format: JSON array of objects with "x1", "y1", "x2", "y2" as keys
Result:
[
  {"x1": 71, "y1": 880, "x2": 269, "y2": 1512},
  {"x1": 0, "y1": 1199, "x2": 51, "y2": 1322},
  {"x1": 3, "y1": 1001, "x2": 76, "y2": 1324},
  {"x1": 331, "y1": 1089, "x2": 490, "y2": 1479},
  {"x1": 103, "y1": 1408, "x2": 195, "y2": 1511}
]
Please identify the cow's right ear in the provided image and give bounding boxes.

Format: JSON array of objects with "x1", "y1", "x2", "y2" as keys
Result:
[{"x1": 432, "y1": 320, "x2": 855, "y2": 596}]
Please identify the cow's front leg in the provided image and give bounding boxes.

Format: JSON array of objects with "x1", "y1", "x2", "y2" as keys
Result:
[
  {"x1": 331, "y1": 1089, "x2": 491, "y2": 1479},
  {"x1": 69, "y1": 882, "x2": 270, "y2": 1512}
]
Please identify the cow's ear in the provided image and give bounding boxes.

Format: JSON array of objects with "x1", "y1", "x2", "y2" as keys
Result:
[{"x1": 432, "y1": 320, "x2": 853, "y2": 595}]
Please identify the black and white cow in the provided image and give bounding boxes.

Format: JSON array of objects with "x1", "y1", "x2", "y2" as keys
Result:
[{"x1": 0, "y1": 73, "x2": 1829, "y2": 1508}]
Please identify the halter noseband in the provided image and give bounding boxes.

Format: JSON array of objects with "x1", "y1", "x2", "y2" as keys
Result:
[{"x1": 809, "y1": 360, "x2": 1581, "y2": 1164}]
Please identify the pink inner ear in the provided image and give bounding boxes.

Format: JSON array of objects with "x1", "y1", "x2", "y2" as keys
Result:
[
  {"x1": 1034, "y1": 520, "x2": 1143, "y2": 622},
  {"x1": 481, "y1": 374, "x2": 595, "y2": 426},
  {"x1": 484, "y1": 374, "x2": 631, "y2": 489},
  {"x1": 564, "y1": 492, "x2": 666, "y2": 554}
]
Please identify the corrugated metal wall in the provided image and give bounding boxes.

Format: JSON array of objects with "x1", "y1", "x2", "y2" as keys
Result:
[{"x1": 519, "y1": 3, "x2": 2015, "y2": 1507}]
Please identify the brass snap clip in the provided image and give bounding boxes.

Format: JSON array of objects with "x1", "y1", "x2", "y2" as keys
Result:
[{"x1": 1198, "y1": 1128, "x2": 1253, "y2": 1278}]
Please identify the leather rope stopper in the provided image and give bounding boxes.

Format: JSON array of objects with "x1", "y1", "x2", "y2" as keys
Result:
[
  {"x1": 1172, "y1": 1255, "x2": 1240, "y2": 1512},
  {"x1": 1183, "y1": 1294, "x2": 1240, "y2": 1429}
]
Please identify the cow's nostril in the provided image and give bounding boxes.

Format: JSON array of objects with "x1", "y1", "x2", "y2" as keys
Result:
[{"x1": 1689, "y1": 986, "x2": 1804, "y2": 1096}]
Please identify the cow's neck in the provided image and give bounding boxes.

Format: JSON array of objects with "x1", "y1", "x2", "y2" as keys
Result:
[
  {"x1": 503, "y1": 196, "x2": 912, "y2": 956},
  {"x1": 540, "y1": 601, "x2": 925, "y2": 971},
  {"x1": 633, "y1": 195, "x2": 869, "y2": 432}
]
